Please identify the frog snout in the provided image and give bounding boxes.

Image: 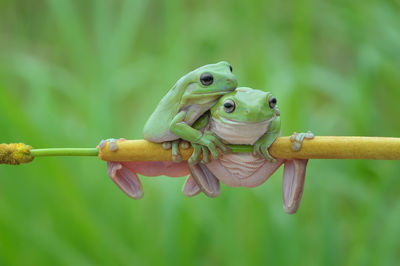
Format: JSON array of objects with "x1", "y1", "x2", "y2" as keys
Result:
[{"x1": 225, "y1": 78, "x2": 238, "y2": 89}]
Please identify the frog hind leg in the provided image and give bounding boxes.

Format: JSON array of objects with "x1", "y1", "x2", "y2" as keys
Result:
[
  {"x1": 182, "y1": 175, "x2": 201, "y2": 197},
  {"x1": 187, "y1": 163, "x2": 220, "y2": 197},
  {"x1": 282, "y1": 159, "x2": 308, "y2": 214},
  {"x1": 107, "y1": 161, "x2": 144, "y2": 199}
]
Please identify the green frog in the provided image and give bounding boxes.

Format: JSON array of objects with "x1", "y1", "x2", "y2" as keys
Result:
[{"x1": 183, "y1": 87, "x2": 314, "y2": 214}]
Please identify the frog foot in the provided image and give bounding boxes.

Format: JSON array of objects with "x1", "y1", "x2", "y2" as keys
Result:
[
  {"x1": 161, "y1": 140, "x2": 190, "y2": 163},
  {"x1": 188, "y1": 143, "x2": 210, "y2": 164},
  {"x1": 253, "y1": 142, "x2": 277, "y2": 163},
  {"x1": 188, "y1": 131, "x2": 230, "y2": 165},
  {"x1": 290, "y1": 131, "x2": 314, "y2": 151},
  {"x1": 97, "y1": 138, "x2": 126, "y2": 152}
]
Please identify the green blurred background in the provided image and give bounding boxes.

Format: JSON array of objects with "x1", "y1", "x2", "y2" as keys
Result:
[{"x1": 1, "y1": 0, "x2": 400, "y2": 265}]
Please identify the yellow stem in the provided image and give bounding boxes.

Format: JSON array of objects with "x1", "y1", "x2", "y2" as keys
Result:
[{"x1": 98, "y1": 136, "x2": 400, "y2": 161}]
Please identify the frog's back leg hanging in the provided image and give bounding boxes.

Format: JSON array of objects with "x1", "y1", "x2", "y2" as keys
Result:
[
  {"x1": 282, "y1": 159, "x2": 308, "y2": 214},
  {"x1": 107, "y1": 162, "x2": 144, "y2": 199},
  {"x1": 182, "y1": 175, "x2": 201, "y2": 197},
  {"x1": 187, "y1": 163, "x2": 220, "y2": 197}
]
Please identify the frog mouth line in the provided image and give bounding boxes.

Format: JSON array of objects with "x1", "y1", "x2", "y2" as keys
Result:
[
  {"x1": 191, "y1": 88, "x2": 235, "y2": 96},
  {"x1": 216, "y1": 114, "x2": 277, "y2": 126}
]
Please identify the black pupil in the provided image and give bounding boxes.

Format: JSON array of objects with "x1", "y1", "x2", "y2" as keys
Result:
[
  {"x1": 200, "y1": 73, "x2": 213, "y2": 85},
  {"x1": 224, "y1": 102, "x2": 233, "y2": 108},
  {"x1": 229, "y1": 65, "x2": 233, "y2": 72},
  {"x1": 271, "y1": 98, "x2": 277, "y2": 104}
]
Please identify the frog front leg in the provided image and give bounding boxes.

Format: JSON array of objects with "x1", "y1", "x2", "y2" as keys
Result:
[
  {"x1": 253, "y1": 116, "x2": 281, "y2": 162},
  {"x1": 170, "y1": 111, "x2": 230, "y2": 164},
  {"x1": 290, "y1": 131, "x2": 314, "y2": 151}
]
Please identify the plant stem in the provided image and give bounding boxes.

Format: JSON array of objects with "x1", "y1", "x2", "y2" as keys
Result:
[{"x1": 30, "y1": 148, "x2": 99, "y2": 157}]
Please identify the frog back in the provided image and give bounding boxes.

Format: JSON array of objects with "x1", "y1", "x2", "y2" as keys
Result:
[{"x1": 143, "y1": 81, "x2": 185, "y2": 142}]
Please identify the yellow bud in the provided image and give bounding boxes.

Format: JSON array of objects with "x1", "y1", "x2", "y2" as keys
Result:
[{"x1": 0, "y1": 143, "x2": 34, "y2": 165}]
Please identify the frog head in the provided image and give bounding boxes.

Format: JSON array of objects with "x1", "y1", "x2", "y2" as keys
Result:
[
  {"x1": 211, "y1": 87, "x2": 279, "y2": 123},
  {"x1": 180, "y1": 61, "x2": 238, "y2": 106}
]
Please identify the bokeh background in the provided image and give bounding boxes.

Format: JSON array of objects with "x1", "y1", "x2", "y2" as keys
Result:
[{"x1": 1, "y1": 0, "x2": 400, "y2": 265}]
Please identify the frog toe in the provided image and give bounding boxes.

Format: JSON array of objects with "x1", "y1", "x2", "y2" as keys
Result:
[
  {"x1": 200, "y1": 146, "x2": 210, "y2": 164},
  {"x1": 188, "y1": 144, "x2": 202, "y2": 165},
  {"x1": 97, "y1": 138, "x2": 124, "y2": 152},
  {"x1": 179, "y1": 140, "x2": 190, "y2": 149},
  {"x1": 162, "y1": 142, "x2": 172, "y2": 150},
  {"x1": 172, "y1": 140, "x2": 182, "y2": 163},
  {"x1": 290, "y1": 131, "x2": 314, "y2": 151},
  {"x1": 262, "y1": 148, "x2": 276, "y2": 162},
  {"x1": 97, "y1": 139, "x2": 106, "y2": 149},
  {"x1": 109, "y1": 141, "x2": 118, "y2": 152}
]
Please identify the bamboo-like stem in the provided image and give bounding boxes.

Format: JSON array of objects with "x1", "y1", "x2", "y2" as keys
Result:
[
  {"x1": 98, "y1": 136, "x2": 400, "y2": 161},
  {"x1": 30, "y1": 148, "x2": 99, "y2": 157},
  {"x1": 2, "y1": 136, "x2": 400, "y2": 165}
]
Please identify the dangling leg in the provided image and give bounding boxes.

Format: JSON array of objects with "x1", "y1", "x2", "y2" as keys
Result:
[
  {"x1": 107, "y1": 161, "x2": 144, "y2": 199},
  {"x1": 182, "y1": 175, "x2": 201, "y2": 197},
  {"x1": 99, "y1": 139, "x2": 190, "y2": 199},
  {"x1": 282, "y1": 159, "x2": 308, "y2": 214},
  {"x1": 187, "y1": 162, "x2": 220, "y2": 197},
  {"x1": 282, "y1": 131, "x2": 314, "y2": 214}
]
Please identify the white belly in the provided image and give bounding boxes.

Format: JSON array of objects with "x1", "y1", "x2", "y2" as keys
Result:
[
  {"x1": 207, "y1": 153, "x2": 283, "y2": 187},
  {"x1": 206, "y1": 116, "x2": 282, "y2": 187},
  {"x1": 209, "y1": 116, "x2": 273, "y2": 145}
]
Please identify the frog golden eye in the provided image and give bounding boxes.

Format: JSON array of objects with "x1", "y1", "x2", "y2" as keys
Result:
[
  {"x1": 223, "y1": 99, "x2": 235, "y2": 113},
  {"x1": 269, "y1": 96, "x2": 277, "y2": 109},
  {"x1": 229, "y1": 65, "x2": 233, "y2": 72},
  {"x1": 200, "y1": 73, "x2": 214, "y2": 86}
]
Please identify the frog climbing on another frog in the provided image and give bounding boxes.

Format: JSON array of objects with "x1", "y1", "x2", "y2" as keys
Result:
[
  {"x1": 98, "y1": 61, "x2": 237, "y2": 199},
  {"x1": 183, "y1": 87, "x2": 314, "y2": 214},
  {"x1": 100, "y1": 61, "x2": 237, "y2": 163},
  {"x1": 99, "y1": 87, "x2": 314, "y2": 214}
]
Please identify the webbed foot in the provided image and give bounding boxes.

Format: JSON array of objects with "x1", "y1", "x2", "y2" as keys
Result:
[
  {"x1": 188, "y1": 131, "x2": 230, "y2": 165},
  {"x1": 162, "y1": 140, "x2": 190, "y2": 163},
  {"x1": 98, "y1": 138, "x2": 126, "y2": 152},
  {"x1": 253, "y1": 141, "x2": 277, "y2": 163},
  {"x1": 290, "y1": 131, "x2": 314, "y2": 151}
]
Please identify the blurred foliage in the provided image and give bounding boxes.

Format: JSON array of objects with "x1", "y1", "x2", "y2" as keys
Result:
[{"x1": 0, "y1": 0, "x2": 400, "y2": 265}]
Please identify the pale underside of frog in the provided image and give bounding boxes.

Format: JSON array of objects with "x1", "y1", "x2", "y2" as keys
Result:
[{"x1": 100, "y1": 87, "x2": 314, "y2": 214}]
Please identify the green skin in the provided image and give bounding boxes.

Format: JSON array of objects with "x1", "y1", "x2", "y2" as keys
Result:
[
  {"x1": 189, "y1": 87, "x2": 281, "y2": 164},
  {"x1": 142, "y1": 61, "x2": 237, "y2": 162}
]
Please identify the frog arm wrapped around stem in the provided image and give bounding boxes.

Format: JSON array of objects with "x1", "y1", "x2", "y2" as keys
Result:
[{"x1": 253, "y1": 115, "x2": 281, "y2": 162}]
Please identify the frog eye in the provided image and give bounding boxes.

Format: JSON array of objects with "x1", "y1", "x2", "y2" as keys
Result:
[
  {"x1": 223, "y1": 99, "x2": 235, "y2": 113},
  {"x1": 268, "y1": 96, "x2": 277, "y2": 109},
  {"x1": 200, "y1": 72, "x2": 214, "y2": 86},
  {"x1": 229, "y1": 65, "x2": 233, "y2": 72}
]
